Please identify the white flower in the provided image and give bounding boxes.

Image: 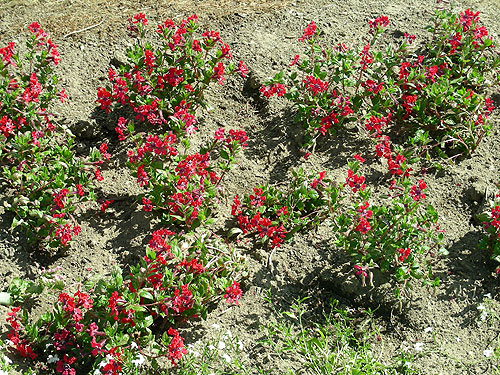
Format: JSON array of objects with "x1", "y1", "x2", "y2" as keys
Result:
[
  {"x1": 456, "y1": 337, "x2": 461, "y2": 343},
  {"x1": 218, "y1": 341, "x2": 226, "y2": 350},
  {"x1": 481, "y1": 311, "x2": 488, "y2": 321},
  {"x1": 3, "y1": 355, "x2": 12, "y2": 365},
  {"x1": 225, "y1": 329, "x2": 233, "y2": 339},
  {"x1": 414, "y1": 342, "x2": 424, "y2": 352},
  {"x1": 477, "y1": 304, "x2": 485, "y2": 311},
  {"x1": 424, "y1": 327, "x2": 432, "y2": 333},
  {"x1": 131, "y1": 354, "x2": 145, "y2": 367},
  {"x1": 187, "y1": 344, "x2": 201, "y2": 358},
  {"x1": 484, "y1": 348, "x2": 494, "y2": 358},
  {"x1": 0, "y1": 370, "x2": 9, "y2": 375},
  {"x1": 212, "y1": 323, "x2": 220, "y2": 330},
  {"x1": 47, "y1": 354, "x2": 60, "y2": 364},
  {"x1": 99, "y1": 354, "x2": 113, "y2": 367},
  {"x1": 222, "y1": 353, "x2": 232, "y2": 363},
  {"x1": 208, "y1": 345, "x2": 216, "y2": 351},
  {"x1": 238, "y1": 340, "x2": 244, "y2": 350},
  {"x1": 130, "y1": 341, "x2": 138, "y2": 349},
  {"x1": 484, "y1": 293, "x2": 492, "y2": 299}
]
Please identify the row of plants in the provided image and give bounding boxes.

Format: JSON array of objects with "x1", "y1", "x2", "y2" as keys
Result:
[
  {"x1": 1, "y1": 15, "x2": 249, "y2": 374},
  {"x1": 0, "y1": 4, "x2": 499, "y2": 374},
  {"x1": 232, "y1": 151, "x2": 443, "y2": 297},
  {"x1": 262, "y1": 8, "x2": 499, "y2": 160}
]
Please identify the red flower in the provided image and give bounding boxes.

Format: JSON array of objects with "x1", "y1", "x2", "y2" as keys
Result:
[
  {"x1": 167, "y1": 328, "x2": 187, "y2": 366},
  {"x1": 0, "y1": 42, "x2": 16, "y2": 67},
  {"x1": 398, "y1": 248, "x2": 411, "y2": 262},
  {"x1": 100, "y1": 200, "x2": 114, "y2": 212},
  {"x1": 101, "y1": 359, "x2": 122, "y2": 375},
  {"x1": 236, "y1": 60, "x2": 248, "y2": 78},
  {"x1": 299, "y1": 21, "x2": 317, "y2": 42},
  {"x1": 354, "y1": 264, "x2": 368, "y2": 277},
  {"x1": 311, "y1": 171, "x2": 326, "y2": 188},
  {"x1": 459, "y1": 9, "x2": 480, "y2": 31},
  {"x1": 53, "y1": 189, "x2": 69, "y2": 209},
  {"x1": 345, "y1": 170, "x2": 366, "y2": 193},
  {"x1": 353, "y1": 154, "x2": 365, "y2": 163},
  {"x1": 99, "y1": 142, "x2": 111, "y2": 160},
  {"x1": 58, "y1": 88, "x2": 68, "y2": 103},
  {"x1": 96, "y1": 87, "x2": 112, "y2": 113},
  {"x1": 165, "y1": 67, "x2": 184, "y2": 87},
  {"x1": 362, "y1": 79, "x2": 384, "y2": 95},
  {"x1": 58, "y1": 293, "x2": 75, "y2": 312},
  {"x1": 212, "y1": 62, "x2": 225, "y2": 85},
  {"x1": 55, "y1": 224, "x2": 73, "y2": 246},
  {"x1": 115, "y1": 117, "x2": 128, "y2": 141},
  {"x1": 303, "y1": 75, "x2": 328, "y2": 96},
  {"x1": 137, "y1": 165, "x2": 149, "y2": 187},
  {"x1": 355, "y1": 217, "x2": 371, "y2": 234},
  {"x1": 132, "y1": 13, "x2": 148, "y2": 25},
  {"x1": 290, "y1": 54, "x2": 300, "y2": 66},
  {"x1": 95, "y1": 168, "x2": 104, "y2": 181},
  {"x1": 369, "y1": 15, "x2": 389, "y2": 33},
  {"x1": 404, "y1": 33, "x2": 416, "y2": 44},
  {"x1": 249, "y1": 188, "x2": 266, "y2": 207},
  {"x1": 359, "y1": 44, "x2": 372, "y2": 70},
  {"x1": 142, "y1": 197, "x2": 153, "y2": 212},
  {"x1": 76, "y1": 184, "x2": 84, "y2": 197},
  {"x1": 231, "y1": 195, "x2": 242, "y2": 216},
  {"x1": 409, "y1": 179, "x2": 427, "y2": 201},
  {"x1": 224, "y1": 281, "x2": 242, "y2": 304}
]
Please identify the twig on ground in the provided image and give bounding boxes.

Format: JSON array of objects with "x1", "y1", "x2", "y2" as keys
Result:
[{"x1": 63, "y1": 20, "x2": 105, "y2": 38}]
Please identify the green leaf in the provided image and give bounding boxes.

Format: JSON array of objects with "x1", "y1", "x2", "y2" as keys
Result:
[
  {"x1": 219, "y1": 149, "x2": 229, "y2": 160},
  {"x1": 139, "y1": 290, "x2": 154, "y2": 300},
  {"x1": 144, "y1": 315, "x2": 154, "y2": 328},
  {"x1": 227, "y1": 227, "x2": 243, "y2": 237}
]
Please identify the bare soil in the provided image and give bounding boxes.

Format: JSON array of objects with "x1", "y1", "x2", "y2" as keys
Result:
[{"x1": 1, "y1": 0, "x2": 500, "y2": 374}]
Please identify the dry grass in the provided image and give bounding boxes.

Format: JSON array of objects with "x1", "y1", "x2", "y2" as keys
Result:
[{"x1": 0, "y1": 0, "x2": 291, "y2": 39}]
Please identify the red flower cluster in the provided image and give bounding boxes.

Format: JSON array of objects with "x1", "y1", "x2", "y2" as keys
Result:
[
  {"x1": 7, "y1": 307, "x2": 37, "y2": 360},
  {"x1": 260, "y1": 82, "x2": 286, "y2": 98},
  {"x1": 409, "y1": 180, "x2": 427, "y2": 201},
  {"x1": 224, "y1": 281, "x2": 242, "y2": 304},
  {"x1": 303, "y1": 75, "x2": 329, "y2": 96},
  {"x1": 375, "y1": 137, "x2": 411, "y2": 177},
  {"x1": 354, "y1": 201, "x2": 372, "y2": 235},
  {"x1": 398, "y1": 248, "x2": 411, "y2": 262},
  {"x1": 345, "y1": 169, "x2": 366, "y2": 193},
  {"x1": 359, "y1": 44, "x2": 373, "y2": 70},
  {"x1": 364, "y1": 114, "x2": 390, "y2": 137},
  {"x1": 369, "y1": 15, "x2": 389, "y2": 34},
  {"x1": 55, "y1": 224, "x2": 81, "y2": 247},
  {"x1": 362, "y1": 79, "x2": 384, "y2": 95},
  {"x1": 167, "y1": 328, "x2": 187, "y2": 366},
  {"x1": 299, "y1": 21, "x2": 317, "y2": 42},
  {"x1": 234, "y1": 206, "x2": 287, "y2": 248}
]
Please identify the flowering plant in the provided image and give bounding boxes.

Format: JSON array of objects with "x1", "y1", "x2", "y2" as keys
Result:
[
  {"x1": 4, "y1": 228, "x2": 245, "y2": 374},
  {"x1": 232, "y1": 148, "x2": 443, "y2": 295},
  {"x1": 478, "y1": 183, "x2": 500, "y2": 275},
  {"x1": 261, "y1": 7, "x2": 498, "y2": 159},
  {"x1": 231, "y1": 168, "x2": 339, "y2": 249},
  {"x1": 331, "y1": 153, "x2": 444, "y2": 297},
  {"x1": 124, "y1": 124, "x2": 248, "y2": 229},
  {"x1": 97, "y1": 14, "x2": 248, "y2": 136},
  {"x1": 0, "y1": 23, "x2": 105, "y2": 250}
]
